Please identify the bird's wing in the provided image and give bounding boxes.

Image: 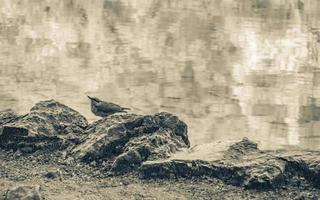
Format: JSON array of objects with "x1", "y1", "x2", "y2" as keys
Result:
[{"x1": 98, "y1": 101, "x2": 123, "y2": 112}]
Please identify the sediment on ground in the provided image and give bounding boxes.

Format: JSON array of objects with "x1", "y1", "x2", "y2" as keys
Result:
[{"x1": 1, "y1": 100, "x2": 320, "y2": 199}]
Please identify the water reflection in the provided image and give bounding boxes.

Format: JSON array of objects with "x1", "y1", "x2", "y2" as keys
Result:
[{"x1": 1, "y1": 0, "x2": 320, "y2": 150}]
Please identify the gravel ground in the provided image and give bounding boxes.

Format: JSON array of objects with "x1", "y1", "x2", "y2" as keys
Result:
[{"x1": 0, "y1": 150, "x2": 319, "y2": 200}]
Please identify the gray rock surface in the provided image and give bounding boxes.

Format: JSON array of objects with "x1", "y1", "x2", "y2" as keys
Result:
[
  {"x1": 224, "y1": 137, "x2": 259, "y2": 159},
  {"x1": 0, "y1": 109, "x2": 18, "y2": 126},
  {"x1": 111, "y1": 129, "x2": 187, "y2": 174},
  {"x1": 4, "y1": 185, "x2": 42, "y2": 200},
  {"x1": 139, "y1": 138, "x2": 320, "y2": 189},
  {"x1": 0, "y1": 100, "x2": 88, "y2": 153},
  {"x1": 72, "y1": 112, "x2": 189, "y2": 174}
]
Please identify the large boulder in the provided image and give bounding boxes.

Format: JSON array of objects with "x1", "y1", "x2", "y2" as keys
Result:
[
  {"x1": 4, "y1": 185, "x2": 42, "y2": 200},
  {"x1": 0, "y1": 100, "x2": 88, "y2": 153},
  {"x1": 111, "y1": 129, "x2": 187, "y2": 174},
  {"x1": 71, "y1": 112, "x2": 189, "y2": 174}
]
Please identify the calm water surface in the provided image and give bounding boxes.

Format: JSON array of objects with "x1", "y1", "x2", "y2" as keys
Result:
[{"x1": 1, "y1": 0, "x2": 320, "y2": 150}]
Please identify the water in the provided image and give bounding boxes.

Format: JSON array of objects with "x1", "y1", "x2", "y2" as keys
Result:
[{"x1": 1, "y1": 0, "x2": 320, "y2": 150}]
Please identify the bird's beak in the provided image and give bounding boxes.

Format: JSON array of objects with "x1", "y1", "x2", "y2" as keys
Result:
[{"x1": 87, "y1": 96, "x2": 93, "y2": 100}]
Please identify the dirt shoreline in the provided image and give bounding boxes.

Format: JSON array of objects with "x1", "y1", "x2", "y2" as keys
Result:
[{"x1": 1, "y1": 100, "x2": 320, "y2": 199}]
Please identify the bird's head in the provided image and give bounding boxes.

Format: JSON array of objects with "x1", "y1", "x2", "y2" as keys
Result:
[{"x1": 87, "y1": 96, "x2": 101, "y2": 104}]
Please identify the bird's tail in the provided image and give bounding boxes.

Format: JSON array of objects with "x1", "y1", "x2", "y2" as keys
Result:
[{"x1": 122, "y1": 107, "x2": 131, "y2": 110}]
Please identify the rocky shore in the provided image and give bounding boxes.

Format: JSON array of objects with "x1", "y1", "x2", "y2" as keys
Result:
[{"x1": 0, "y1": 100, "x2": 320, "y2": 199}]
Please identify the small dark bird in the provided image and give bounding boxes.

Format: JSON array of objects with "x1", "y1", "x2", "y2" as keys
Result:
[{"x1": 88, "y1": 96, "x2": 130, "y2": 117}]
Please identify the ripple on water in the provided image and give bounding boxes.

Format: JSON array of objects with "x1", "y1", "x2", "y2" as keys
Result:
[{"x1": 1, "y1": 0, "x2": 320, "y2": 150}]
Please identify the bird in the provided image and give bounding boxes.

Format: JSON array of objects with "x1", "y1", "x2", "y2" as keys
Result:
[{"x1": 87, "y1": 96, "x2": 130, "y2": 117}]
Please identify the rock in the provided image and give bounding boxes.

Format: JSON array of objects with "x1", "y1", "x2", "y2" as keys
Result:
[
  {"x1": 153, "y1": 112, "x2": 189, "y2": 147},
  {"x1": 224, "y1": 137, "x2": 259, "y2": 159},
  {"x1": 0, "y1": 100, "x2": 88, "y2": 152},
  {"x1": 139, "y1": 156, "x2": 286, "y2": 189},
  {"x1": 139, "y1": 159, "x2": 214, "y2": 179},
  {"x1": 111, "y1": 149, "x2": 143, "y2": 174},
  {"x1": 4, "y1": 185, "x2": 42, "y2": 200},
  {"x1": 44, "y1": 169, "x2": 63, "y2": 180},
  {"x1": 111, "y1": 129, "x2": 186, "y2": 174},
  {"x1": 0, "y1": 109, "x2": 18, "y2": 126},
  {"x1": 139, "y1": 138, "x2": 320, "y2": 190},
  {"x1": 72, "y1": 114, "x2": 139, "y2": 161},
  {"x1": 239, "y1": 156, "x2": 286, "y2": 189},
  {"x1": 72, "y1": 112, "x2": 189, "y2": 174},
  {"x1": 294, "y1": 192, "x2": 318, "y2": 200},
  {"x1": 279, "y1": 153, "x2": 320, "y2": 187}
]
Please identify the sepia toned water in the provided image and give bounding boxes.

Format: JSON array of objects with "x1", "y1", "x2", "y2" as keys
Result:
[{"x1": 1, "y1": 0, "x2": 320, "y2": 150}]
